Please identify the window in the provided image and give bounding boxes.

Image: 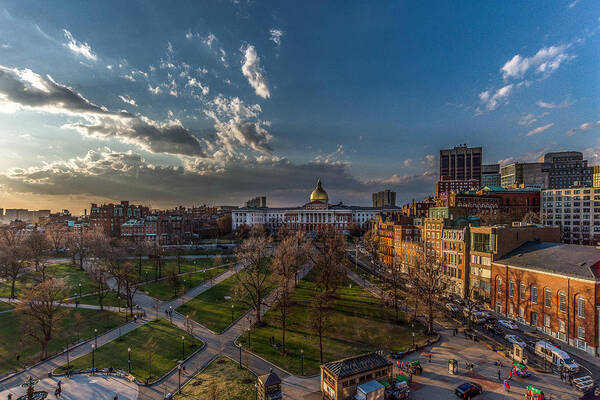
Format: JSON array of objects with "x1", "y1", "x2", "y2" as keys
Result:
[
  {"x1": 558, "y1": 320, "x2": 566, "y2": 333},
  {"x1": 496, "y1": 277, "x2": 502, "y2": 293},
  {"x1": 531, "y1": 285, "x2": 537, "y2": 304},
  {"x1": 577, "y1": 297, "x2": 585, "y2": 318},
  {"x1": 544, "y1": 314, "x2": 550, "y2": 327},
  {"x1": 508, "y1": 303, "x2": 514, "y2": 316},
  {"x1": 544, "y1": 288, "x2": 551, "y2": 308},
  {"x1": 509, "y1": 280, "x2": 515, "y2": 298},
  {"x1": 519, "y1": 282, "x2": 525, "y2": 301},
  {"x1": 519, "y1": 307, "x2": 524, "y2": 318},
  {"x1": 578, "y1": 326, "x2": 585, "y2": 340},
  {"x1": 558, "y1": 292, "x2": 566, "y2": 313}
]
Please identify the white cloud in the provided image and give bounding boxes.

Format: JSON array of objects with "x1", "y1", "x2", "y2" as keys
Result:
[
  {"x1": 219, "y1": 48, "x2": 228, "y2": 67},
  {"x1": 568, "y1": 0, "x2": 580, "y2": 8},
  {"x1": 203, "y1": 33, "x2": 217, "y2": 48},
  {"x1": 269, "y1": 29, "x2": 284, "y2": 46},
  {"x1": 118, "y1": 95, "x2": 137, "y2": 107},
  {"x1": 62, "y1": 29, "x2": 97, "y2": 61},
  {"x1": 403, "y1": 158, "x2": 413, "y2": 167},
  {"x1": 478, "y1": 90, "x2": 490, "y2": 102},
  {"x1": 167, "y1": 41, "x2": 174, "y2": 55},
  {"x1": 566, "y1": 120, "x2": 600, "y2": 136},
  {"x1": 121, "y1": 74, "x2": 135, "y2": 82},
  {"x1": 186, "y1": 78, "x2": 209, "y2": 96},
  {"x1": 0, "y1": 43, "x2": 9, "y2": 48},
  {"x1": 536, "y1": 99, "x2": 570, "y2": 109},
  {"x1": 501, "y1": 44, "x2": 572, "y2": 80},
  {"x1": 421, "y1": 155, "x2": 435, "y2": 169},
  {"x1": 148, "y1": 84, "x2": 162, "y2": 95},
  {"x1": 519, "y1": 114, "x2": 537, "y2": 126},
  {"x1": 526, "y1": 122, "x2": 554, "y2": 136},
  {"x1": 241, "y1": 45, "x2": 270, "y2": 99},
  {"x1": 484, "y1": 84, "x2": 514, "y2": 110},
  {"x1": 106, "y1": 65, "x2": 113, "y2": 70}
]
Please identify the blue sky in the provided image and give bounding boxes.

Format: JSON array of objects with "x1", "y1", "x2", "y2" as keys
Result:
[{"x1": 0, "y1": 0, "x2": 598, "y2": 213}]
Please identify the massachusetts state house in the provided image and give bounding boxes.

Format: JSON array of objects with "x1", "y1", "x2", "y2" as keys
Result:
[{"x1": 231, "y1": 179, "x2": 399, "y2": 234}]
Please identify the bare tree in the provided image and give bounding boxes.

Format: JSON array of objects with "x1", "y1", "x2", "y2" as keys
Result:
[
  {"x1": 361, "y1": 229, "x2": 379, "y2": 275},
  {"x1": 386, "y1": 260, "x2": 404, "y2": 324},
  {"x1": 17, "y1": 278, "x2": 66, "y2": 359},
  {"x1": 272, "y1": 231, "x2": 310, "y2": 354},
  {"x1": 165, "y1": 264, "x2": 179, "y2": 298},
  {"x1": 216, "y1": 213, "x2": 232, "y2": 237},
  {"x1": 132, "y1": 240, "x2": 150, "y2": 282},
  {"x1": 89, "y1": 263, "x2": 110, "y2": 311},
  {"x1": 67, "y1": 228, "x2": 101, "y2": 271},
  {"x1": 145, "y1": 336, "x2": 158, "y2": 382},
  {"x1": 0, "y1": 225, "x2": 29, "y2": 298},
  {"x1": 309, "y1": 292, "x2": 333, "y2": 364},
  {"x1": 151, "y1": 243, "x2": 163, "y2": 281},
  {"x1": 408, "y1": 249, "x2": 450, "y2": 335},
  {"x1": 45, "y1": 224, "x2": 68, "y2": 256},
  {"x1": 184, "y1": 314, "x2": 195, "y2": 336},
  {"x1": 310, "y1": 227, "x2": 346, "y2": 297},
  {"x1": 25, "y1": 229, "x2": 51, "y2": 280},
  {"x1": 213, "y1": 254, "x2": 223, "y2": 268},
  {"x1": 233, "y1": 230, "x2": 272, "y2": 324}
]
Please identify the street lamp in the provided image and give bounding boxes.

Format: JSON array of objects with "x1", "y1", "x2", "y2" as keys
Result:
[
  {"x1": 301, "y1": 349, "x2": 304, "y2": 376},
  {"x1": 128, "y1": 347, "x2": 132, "y2": 374},
  {"x1": 91, "y1": 344, "x2": 95, "y2": 373},
  {"x1": 411, "y1": 323, "x2": 415, "y2": 349},
  {"x1": 231, "y1": 304, "x2": 234, "y2": 324},
  {"x1": 94, "y1": 328, "x2": 98, "y2": 348},
  {"x1": 239, "y1": 343, "x2": 243, "y2": 368},
  {"x1": 178, "y1": 363, "x2": 182, "y2": 394},
  {"x1": 181, "y1": 336, "x2": 185, "y2": 360},
  {"x1": 247, "y1": 327, "x2": 251, "y2": 348},
  {"x1": 78, "y1": 283, "x2": 82, "y2": 298}
]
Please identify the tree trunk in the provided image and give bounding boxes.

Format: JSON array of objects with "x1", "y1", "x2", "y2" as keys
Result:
[
  {"x1": 10, "y1": 278, "x2": 16, "y2": 299},
  {"x1": 428, "y1": 301, "x2": 434, "y2": 335},
  {"x1": 319, "y1": 330, "x2": 324, "y2": 364}
]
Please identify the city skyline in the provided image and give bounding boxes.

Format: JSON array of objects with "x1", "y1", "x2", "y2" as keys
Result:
[{"x1": 0, "y1": 1, "x2": 599, "y2": 214}]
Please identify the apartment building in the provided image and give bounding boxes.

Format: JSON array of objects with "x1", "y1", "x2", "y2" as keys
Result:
[{"x1": 541, "y1": 186, "x2": 600, "y2": 246}]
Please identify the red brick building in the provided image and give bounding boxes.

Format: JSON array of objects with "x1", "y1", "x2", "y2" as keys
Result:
[
  {"x1": 491, "y1": 242, "x2": 600, "y2": 357},
  {"x1": 90, "y1": 201, "x2": 150, "y2": 237},
  {"x1": 477, "y1": 187, "x2": 540, "y2": 217},
  {"x1": 401, "y1": 197, "x2": 435, "y2": 217}
]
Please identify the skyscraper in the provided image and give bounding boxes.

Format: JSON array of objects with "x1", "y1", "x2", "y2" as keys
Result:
[{"x1": 436, "y1": 145, "x2": 482, "y2": 196}]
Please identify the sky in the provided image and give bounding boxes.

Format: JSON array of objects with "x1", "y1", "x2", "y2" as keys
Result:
[{"x1": 0, "y1": 0, "x2": 598, "y2": 214}]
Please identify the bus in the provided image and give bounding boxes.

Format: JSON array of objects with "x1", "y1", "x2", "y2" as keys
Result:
[{"x1": 534, "y1": 341, "x2": 580, "y2": 372}]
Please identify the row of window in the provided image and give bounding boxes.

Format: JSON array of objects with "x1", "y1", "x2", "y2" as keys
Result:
[{"x1": 496, "y1": 278, "x2": 586, "y2": 318}]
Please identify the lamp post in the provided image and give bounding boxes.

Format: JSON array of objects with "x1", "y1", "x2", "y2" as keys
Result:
[
  {"x1": 128, "y1": 347, "x2": 131, "y2": 374},
  {"x1": 181, "y1": 336, "x2": 185, "y2": 360},
  {"x1": 170, "y1": 306, "x2": 173, "y2": 323},
  {"x1": 177, "y1": 363, "x2": 182, "y2": 394},
  {"x1": 231, "y1": 304, "x2": 234, "y2": 324},
  {"x1": 239, "y1": 343, "x2": 243, "y2": 368},
  {"x1": 78, "y1": 283, "x2": 82, "y2": 298},
  {"x1": 91, "y1": 344, "x2": 95, "y2": 373},
  {"x1": 247, "y1": 327, "x2": 251, "y2": 348},
  {"x1": 301, "y1": 349, "x2": 304, "y2": 376},
  {"x1": 94, "y1": 328, "x2": 98, "y2": 348},
  {"x1": 411, "y1": 323, "x2": 415, "y2": 349}
]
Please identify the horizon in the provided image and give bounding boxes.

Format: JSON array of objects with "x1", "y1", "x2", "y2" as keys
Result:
[{"x1": 0, "y1": 1, "x2": 598, "y2": 214}]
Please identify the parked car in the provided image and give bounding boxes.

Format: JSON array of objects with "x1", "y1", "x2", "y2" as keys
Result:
[
  {"x1": 455, "y1": 382, "x2": 482, "y2": 399},
  {"x1": 497, "y1": 319, "x2": 519, "y2": 330},
  {"x1": 484, "y1": 323, "x2": 503, "y2": 335},
  {"x1": 446, "y1": 303, "x2": 460, "y2": 313},
  {"x1": 504, "y1": 334, "x2": 527, "y2": 348}
]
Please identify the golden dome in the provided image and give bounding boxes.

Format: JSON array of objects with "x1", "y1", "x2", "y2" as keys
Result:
[{"x1": 310, "y1": 178, "x2": 328, "y2": 202}]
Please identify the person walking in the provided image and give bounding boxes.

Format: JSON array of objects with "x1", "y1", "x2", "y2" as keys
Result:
[
  {"x1": 428, "y1": 353, "x2": 432, "y2": 363},
  {"x1": 497, "y1": 369, "x2": 502, "y2": 382},
  {"x1": 504, "y1": 379, "x2": 510, "y2": 392},
  {"x1": 569, "y1": 373, "x2": 574, "y2": 386}
]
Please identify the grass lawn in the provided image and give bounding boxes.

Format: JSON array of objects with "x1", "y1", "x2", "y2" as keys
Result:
[
  {"x1": 139, "y1": 267, "x2": 228, "y2": 301},
  {"x1": 0, "y1": 301, "x2": 15, "y2": 311},
  {"x1": 175, "y1": 357, "x2": 256, "y2": 400},
  {"x1": 66, "y1": 290, "x2": 127, "y2": 308},
  {"x1": 176, "y1": 271, "x2": 274, "y2": 333},
  {"x1": 0, "y1": 263, "x2": 96, "y2": 299},
  {"x1": 59, "y1": 318, "x2": 202, "y2": 382},
  {"x1": 0, "y1": 308, "x2": 123, "y2": 374},
  {"x1": 240, "y1": 272, "x2": 431, "y2": 376},
  {"x1": 135, "y1": 259, "x2": 217, "y2": 283}
]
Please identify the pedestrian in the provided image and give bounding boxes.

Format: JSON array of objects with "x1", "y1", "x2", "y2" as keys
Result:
[
  {"x1": 504, "y1": 380, "x2": 510, "y2": 392},
  {"x1": 497, "y1": 369, "x2": 502, "y2": 382},
  {"x1": 508, "y1": 370, "x2": 512, "y2": 380},
  {"x1": 400, "y1": 361, "x2": 404, "y2": 371},
  {"x1": 58, "y1": 380, "x2": 62, "y2": 388},
  {"x1": 428, "y1": 353, "x2": 432, "y2": 363},
  {"x1": 569, "y1": 373, "x2": 573, "y2": 386}
]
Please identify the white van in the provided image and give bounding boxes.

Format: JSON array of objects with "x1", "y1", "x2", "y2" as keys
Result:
[{"x1": 534, "y1": 341, "x2": 580, "y2": 372}]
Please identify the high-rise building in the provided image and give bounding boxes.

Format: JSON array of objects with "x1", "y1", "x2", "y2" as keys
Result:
[
  {"x1": 541, "y1": 185, "x2": 600, "y2": 246},
  {"x1": 372, "y1": 190, "x2": 396, "y2": 208},
  {"x1": 481, "y1": 164, "x2": 501, "y2": 187},
  {"x1": 437, "y1": 145, "x2": 482, "y2": 196},
  {"x1": 500, "y1": 162, "x2": 549, "y2": 189},
  {"x1": 539, "y1": 151, "x2": 592, "y2": 188},
  {"x1": 245, "y1": 196, "x2": 267, "y2": 208}
]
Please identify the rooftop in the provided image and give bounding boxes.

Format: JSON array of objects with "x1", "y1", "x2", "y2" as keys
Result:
[
  {"x1": 495, "y1": 242, "x2": 600, "y2": 281},
  {"x1": 322, "y1": 352, "x2": 391, "y2": 379}
]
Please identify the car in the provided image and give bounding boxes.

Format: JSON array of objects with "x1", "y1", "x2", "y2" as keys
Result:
[
  {"x1": 455, "y1": 382, "x2": 482, "y2": 399},
  {"x1": 446, "y1": 303, "x2": 459, "y2": 313},
  {"x1": 497, "y1": 319, "x2": 519, "y2": 330},
  {"x1": 484, "y1": 323, "x2": 503, "y2": 335},
  {"x1": 504, "y1": 334, "x2": 527, "y2": 348}
]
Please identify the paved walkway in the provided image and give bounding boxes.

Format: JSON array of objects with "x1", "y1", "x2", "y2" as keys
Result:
[{"x1": 0, "y1": 374, "x2": 138, "y2": 399}]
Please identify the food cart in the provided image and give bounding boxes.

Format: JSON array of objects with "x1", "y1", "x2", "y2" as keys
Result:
[
  {"x1": 393, "y1": 376, "x2": 410, "y2": 400},
  {"x1": 511, "y1": 362, "x2": 531, "y2": 378},
  {"x1": 408, "y1": 361, "x2": 422, "y2": 375},
  {"x1": 525, "y1": 385, "x2": 545, "y2": 400},
  {"x1": 448, "y1": 359, "x2": 458, "y2": 375}
]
